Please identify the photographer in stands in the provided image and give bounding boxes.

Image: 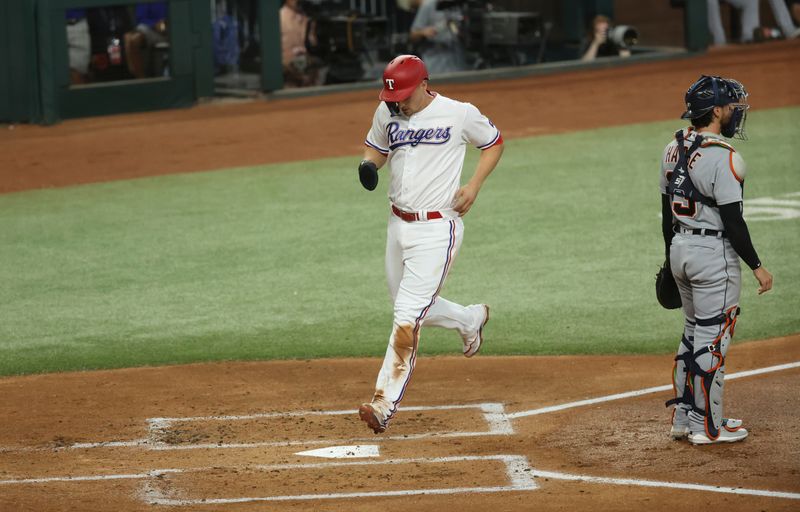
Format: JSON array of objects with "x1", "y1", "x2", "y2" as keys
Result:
[{"x1": 582, "y1": 14, "x2": 633, "y2": 61}]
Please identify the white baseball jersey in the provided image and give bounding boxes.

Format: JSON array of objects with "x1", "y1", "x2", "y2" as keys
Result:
[
  {"x1": 660, "y1": 128, "x2": 746, "y2": 231},
  {"x1": 364, "y1": 93, "x2": 501, "y2": 212}
]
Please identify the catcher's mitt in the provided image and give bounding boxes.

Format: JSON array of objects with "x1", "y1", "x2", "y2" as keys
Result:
[{"x1": 656, "y1": 261, "x2": 682, "y2": 310}]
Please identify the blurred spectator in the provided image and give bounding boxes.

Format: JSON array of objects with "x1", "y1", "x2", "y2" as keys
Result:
[
  {"x1": 410, "y1": 0, "x2": 468, "y2": 74},
  {"x1": 706, "y1": 0, "x2": 760, "y2": 45},
  {"x1": 65, "y1": 8, "x2": 90, "y2": 84},
  {"x1": 125, "y1": 2, "x2": 168, "y2": 78},
  {"x1": 581, "y1": 15, "x2": 632, "y2": 61},
  {"x1": 212, "y1": 12, "x2": 239, "y2": 74},
  {"x1": 791, "y1": 0, "x2": 800, "y2": 24},
  {"x1": 707, "y1": 0, "x2": 799, "y2": 45},
  {"x1": 87, "y1": 7, "x2": 133, "y2": 81},
  {"x1": 396, "y1": 0, "x2": 420, "y2": 31},
  {"x1": 280, "y1": 0, "x2": 321, "y2": 87},
  {"x1": 762, "y1": 0, "x2": 800, "y2": 39}
]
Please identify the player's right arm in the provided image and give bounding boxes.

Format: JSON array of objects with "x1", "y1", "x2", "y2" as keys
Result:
[
  {"x1": 660, "y1": 142, "x2": 676, "y2": 261},
  {"x1": 363, "y1": 146, "x2": 387, "y2": 169},
  {"x1": 360, "y1": 104, "x2": 390, "y2": 191}
]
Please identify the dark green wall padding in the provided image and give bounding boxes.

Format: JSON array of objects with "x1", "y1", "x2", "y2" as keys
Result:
[
  {"x1": 1, "y1": 0, "x2": 217, "y2": 124},
  {"x1": 0, "y1": 1, "x2": 44, "y2": 123}
]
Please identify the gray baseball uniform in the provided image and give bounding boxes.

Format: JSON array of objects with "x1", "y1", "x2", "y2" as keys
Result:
[{"x1": 660, "y1": 128, "x2": 746, "y2": 438}]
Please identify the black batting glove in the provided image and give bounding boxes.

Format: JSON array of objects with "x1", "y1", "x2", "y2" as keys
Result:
[{"x1": 358, "y1": 160, "x2": 378, "y2": 191}]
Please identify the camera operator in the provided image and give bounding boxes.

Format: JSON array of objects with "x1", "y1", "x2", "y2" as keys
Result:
[
  {"x1": 581, "y1": 15, "x2": 633, "y2": 61},
  {"x1": 409, "y1": 0, "x2": 468, "y2": 73}
]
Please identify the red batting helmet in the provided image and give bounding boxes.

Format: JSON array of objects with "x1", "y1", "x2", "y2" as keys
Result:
[{"x1": 379, "y1": 55, "x2": 428, "y2": 102}]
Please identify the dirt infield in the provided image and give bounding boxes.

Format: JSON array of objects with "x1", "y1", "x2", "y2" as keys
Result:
[
  {"x1": 1, "y1": 41, "x2": 799, "y2": 511},
  {"x1": 1, "y1": 336, "x2": 799, "y2": 511}
]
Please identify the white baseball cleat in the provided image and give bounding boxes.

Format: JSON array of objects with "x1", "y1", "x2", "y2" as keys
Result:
[
  {"x1": 688, "y1": 419, "x2": 747, "y2": 445},
  {"x1": 463, "y1": 304, "x2": 490, "y2": 358}
]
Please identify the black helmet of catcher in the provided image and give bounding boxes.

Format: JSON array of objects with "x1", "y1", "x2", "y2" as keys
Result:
[{"x1": 681, "y1": 75, "x2": 749, "y2": 139}]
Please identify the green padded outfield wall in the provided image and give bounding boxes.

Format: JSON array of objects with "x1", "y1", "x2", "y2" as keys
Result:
[
  {"x1": 0, "y1": 1, "x2": 44, "y2": 123},
  {"x1": 260, "y1": 0, "x2": 283, "y2": 92},
  {"x1": 40, "y1": 0, "x2": 214, "y2": 122},
  {"x1": 683, "y1": 0, "x2": 710, "y2": 52},
  {"x1": 0, "y1": 0, "x2": 214, "y2": 124}
]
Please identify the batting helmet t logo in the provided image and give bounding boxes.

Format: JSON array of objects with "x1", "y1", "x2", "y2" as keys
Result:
[{"x1": 379, "y1": 55, "x2": 429, "y2": 102}]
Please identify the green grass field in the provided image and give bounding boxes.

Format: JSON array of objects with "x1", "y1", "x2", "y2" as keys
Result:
[{"x1": 1, "y1": 107, "x2": 798, "y2": 376}]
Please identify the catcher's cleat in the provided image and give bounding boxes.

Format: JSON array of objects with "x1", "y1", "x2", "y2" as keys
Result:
[
  {"x1": 675, "y1": 417, "x2": 741, "y2": 441},
  {"x1": 670, "y1": 406, "x2": 690, "y2": 440},
  {"x1": 359, "y1": 403, "x2": 387, "y2": 434},
  {"x1": 670, "y1": 425, "x2": 690, "y2": 440},
  {"x1": 689, "y1": 419, "x2": 747, "y2": 445},
  {"x1": 463, "y1": 305, "x2": 490, "y2": 358}
]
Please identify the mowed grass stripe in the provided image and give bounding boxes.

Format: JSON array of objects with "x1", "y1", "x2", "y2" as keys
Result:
[{"x1": 0, "y1": 107, "x2": 797, "y2": 375}]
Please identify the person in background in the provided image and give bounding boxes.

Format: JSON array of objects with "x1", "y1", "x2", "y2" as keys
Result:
[
  {"x1": 790, "y1": 0, "x2": 800, "y2": 25},
  {"x1": 280, "y1": 0, "x2": 320, "y2": 87},
  {"x1": 410, "y1": 0, "x2": 468, "y2": 74},
  {"x1": 761, "y1": 0, "x2": 800, "y2": 39},
  {"x1": 125, "y1": 1, "x2": 168, "y2": 78},
  {"x1": 66, "y1": 8, "x2": 91, "y2": 84},
  {"x1": 581, "y1": 14, "x2": 632, "y2": 61},
  {"x1": 706, "y1": 0, "x2": 759, "y2": 46}
]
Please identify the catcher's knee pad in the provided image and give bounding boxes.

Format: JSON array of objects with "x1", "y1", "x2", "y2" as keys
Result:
[
  {"x1": 665, "y1": 334, "x2": 694, "y2": 416},
  {"x1": 691, "y1": 306, "x2": 740, "y2": 440}
]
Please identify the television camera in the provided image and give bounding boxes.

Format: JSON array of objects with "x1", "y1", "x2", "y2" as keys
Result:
[{"x1": 434, "y1": 0, "x2": 549, "y2": 64}]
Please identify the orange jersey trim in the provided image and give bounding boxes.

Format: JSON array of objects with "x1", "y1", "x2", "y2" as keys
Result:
[
  {"x1": 700, "y1": 140, "x2": 735, "y2": 152},
  {"x1": 729, "y1": 151, "x2": 743, "y2": 183}
]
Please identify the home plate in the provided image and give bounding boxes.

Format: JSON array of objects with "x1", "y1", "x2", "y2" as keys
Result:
[{"x1": 295, "y1": 445, "x2": 380, "y2": 459}]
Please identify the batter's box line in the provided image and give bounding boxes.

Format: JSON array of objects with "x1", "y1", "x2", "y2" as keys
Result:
[
  {"x1": 39, "y1": 403, "x2": 507, "y2": 452},
  {"x1": 136, "y1": 402, "x2": 513, "y2": 451},
  {"x1": 139, "y1": 455, "x2": 537, "y2": 506},
  {"x1": 3, "y1": 456, "x2": 798, "y2": 502}
]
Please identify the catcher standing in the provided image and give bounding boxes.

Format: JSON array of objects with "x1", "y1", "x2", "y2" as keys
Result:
[
  {"x1": 660, "y1": 75, "x2": 773, "y2": 445},
  {"x1": 356, "y1": 55, "x2": 504, "y2": 434}
]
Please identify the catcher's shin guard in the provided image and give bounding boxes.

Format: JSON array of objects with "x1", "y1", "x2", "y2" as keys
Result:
[
  {"x1": 690, "y1": 306, "x2": 740, "y2": 440},
  {"x1": 666, "y1": 333, "x2": 694, "y2": 437}
]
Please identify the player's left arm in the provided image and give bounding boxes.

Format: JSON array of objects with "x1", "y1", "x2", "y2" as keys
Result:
[
  {"x1": 453, "y1": 142, "x2": 504, "y2": 216},
  {"x1": 715, "y1": 150, "x2": 773, "y2": 295},
  {"x1": 455, "y1": 104, "x2": 504, "y2": 216}
]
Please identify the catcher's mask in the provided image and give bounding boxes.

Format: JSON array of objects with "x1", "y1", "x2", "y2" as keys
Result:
[
  {"x1": 681, "y1": 75, "x2": 749, "y2": 139},
  {"x1": 379, "y1": 55, "x2": 429, "y2": 114}
]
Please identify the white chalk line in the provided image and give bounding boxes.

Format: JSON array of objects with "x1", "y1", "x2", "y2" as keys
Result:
[
  {"x1": 532, "y1": 470, "x2": 800, "y2": 500},
  {"x1": 2, "y1": 362, "x2": 799, "y2": 502},
  {"x1": 4, "y1": 455, "x2": 799, "y2": 502},
  {"x1": 148, "y1": 402, "x2": 496, "y2": 424},
  {"x1": 0, "y1": 403, "x2": 511, "y2": 453},
  {"x1": 507, "y1": 361, "x2": 800, "y2": 419},
  {"x1": 3, "y1": 362, "x2": 798, "y2": 452},
  {"x1": 140, "y1": 455, "x2": 536, "y2": 505}
]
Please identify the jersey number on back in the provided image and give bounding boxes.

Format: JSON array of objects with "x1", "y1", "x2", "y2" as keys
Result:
[{"x1": 666, "y1": 170, "x2": 697, "y2": 218}]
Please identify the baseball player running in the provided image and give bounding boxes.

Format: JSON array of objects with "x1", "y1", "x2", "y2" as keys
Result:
[
  {"x1": 356, "y1": 55, "x2": 504, "y2": 434},
  {"x1": 661, "y1": 75, "x2": 773, "y2": 445}
]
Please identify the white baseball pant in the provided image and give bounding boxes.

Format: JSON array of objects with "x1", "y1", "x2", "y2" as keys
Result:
[{"x1": 370, "y1": 213, "x2": 477, "y2": 422}]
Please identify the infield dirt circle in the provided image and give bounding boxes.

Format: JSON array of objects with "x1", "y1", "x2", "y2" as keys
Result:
[{"x1": 1, "y1": 42, "x2": 799, "y2": 511}]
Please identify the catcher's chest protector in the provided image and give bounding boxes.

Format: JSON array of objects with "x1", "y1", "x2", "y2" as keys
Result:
[{"x1": 667, "y1": 131, "x2": 716, "y2": 208}]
